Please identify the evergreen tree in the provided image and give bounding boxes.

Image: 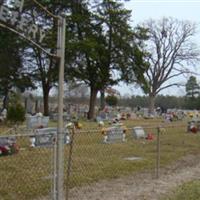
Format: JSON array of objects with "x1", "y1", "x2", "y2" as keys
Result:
[
  {"x1": 66, "y1": 0, "x2": 148, "y2": 119},
  {"x1": 185, "y1": 76, "x2": 200, "y2": 109},
  {"x1": 185, "y1": 76, "x2": 200, "y2": 98}
]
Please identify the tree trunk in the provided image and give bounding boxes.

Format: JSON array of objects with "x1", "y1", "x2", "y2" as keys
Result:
[
  {"x1": 3, "y1": 93, "x2": 9, "y2": 110},
  {"x1": 43, "y1": 89, "x2": 50, "y2": 116},
  {"x1": 87, "y1": 86, "x2": 98, "y2": 120},
  {"x1": 149, "y1": 94, "x2": 155, "y2": 115},
  {"x1": 24, "y1": 98, "x2": 27, "y2": 113},
  {"x1": 100, "y1": 89, "x2": 105, "y2": 110},
  {"x1": 35, "y1": 99, "x2": 39, "y2": 113}
]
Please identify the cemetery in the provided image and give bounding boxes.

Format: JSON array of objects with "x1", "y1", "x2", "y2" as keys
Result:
[
  {"x1": 1, "y1": 109, "x2": 200, "y2": 199},
  {"x1": 1, "y1": 83, "x2": 200, "y2": 199},
  {"x1": 1, "y1": 0, "x2": 200, "y2": 200}
]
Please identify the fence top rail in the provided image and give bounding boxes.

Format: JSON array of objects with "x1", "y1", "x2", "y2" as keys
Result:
[
  {"x1": 75, "y1": 123, "x2": 187, "y2": 134},
  {"x1": 0, "y1": 132, "x2": 35, "y2": 138},
  {"x1": 0, "y1": 128, "x2": 15, "y2": 135},
  {"x1": 0, "y1": 122, "x2": 188, "y2": 136}
]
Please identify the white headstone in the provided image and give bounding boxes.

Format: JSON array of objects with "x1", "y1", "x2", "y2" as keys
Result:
[{"x1": 133, "y1": 126, "x2": 146, "y2": 139}]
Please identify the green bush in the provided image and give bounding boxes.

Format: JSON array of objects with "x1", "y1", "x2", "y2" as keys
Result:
[
  {"x1": 7, "y1": 103, "x2": 25, "y2": 124},
  {"x1": 105, "y1": 95, "x2": 118, "y2": 106}
]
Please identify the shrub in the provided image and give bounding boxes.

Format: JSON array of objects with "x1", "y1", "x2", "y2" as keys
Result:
[
  {"x1": 7, "y1": 103, "x2": 25, "y2": 124},
  {"x1": 105, "y1": 95, "x2": 118, "y2": 106}
]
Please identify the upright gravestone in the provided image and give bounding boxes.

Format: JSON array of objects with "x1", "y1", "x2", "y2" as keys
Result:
[
  {"x1": 105, "y1": 126, "x2": 125, "y2": 143},
  {"x1": 99, "y1": 111, "x2": 107, "y2": 121},
  {"x1": 31, "y1": 128, "x2": 70, "y2": 147},
  {"x1": 26, "y1": 115, "x2": 49, "y2": 129},
  {"x1": 132, "y1": 126, "x2": 146, "y2": 139}
]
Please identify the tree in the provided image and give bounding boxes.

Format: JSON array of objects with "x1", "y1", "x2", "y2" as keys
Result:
[
  {"x1": 22, "y1": 0, "x2": 65, "y2": 116},
  {"x1": 185, "y1": 76, "x2": 200, "y2": 109},
  {"x1": 0, "y1": 0, "x2": 59, "y2": 115},
  {"x1": 185, "y1": 76, "x2": 200, "y2": 98},
  {"x1": 0, "y1": 28, "x2": 33, "y2": 110},
  {"x1": 7, "y1": 92, "x2": 25, "y2": 124},
  {"x1": 66, "y1": 0, "x2": 148, "y2": 119},
  {"x1": 155, "y1": 95, "x2": 184, "y2": 110},
  {"x1": 105, "y1": 95, "x2": 118, "y2": 106},
  {"x1": 141, "y1": 18, "x2": 199, "y2": 113}
]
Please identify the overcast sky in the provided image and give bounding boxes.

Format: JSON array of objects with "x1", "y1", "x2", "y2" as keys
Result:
[{"x1": 114, "y1": 0, "x2": 200, "y2": 97}]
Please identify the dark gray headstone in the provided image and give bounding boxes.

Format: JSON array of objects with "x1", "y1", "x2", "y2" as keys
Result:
[
  {"x1": 0, "y1": 136, "x2": 16, "y2": 145},
  {"x1": 99, "y1": 112, "x2": 107, "y2": 120},
  {"x1": 32, "y1": 128, "x2": 70, "y2": 147}
]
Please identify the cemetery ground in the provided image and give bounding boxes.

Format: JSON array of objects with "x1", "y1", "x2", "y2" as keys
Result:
[{"x1": 1, "y1": 118, "x2": 200, "y2": 199}]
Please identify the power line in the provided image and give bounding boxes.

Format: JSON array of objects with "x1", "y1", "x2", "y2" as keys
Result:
[{"x1": 0, "y1": 22, "x2": 58, "y2": 58}]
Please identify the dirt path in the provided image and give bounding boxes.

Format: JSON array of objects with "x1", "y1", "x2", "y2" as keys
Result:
[{"x1": 69, "y1": 154, "x2": 200, "y2": 200}]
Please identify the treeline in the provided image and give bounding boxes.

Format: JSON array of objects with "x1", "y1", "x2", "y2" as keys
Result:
[
  {"x1": 118, "y1": 95, "x2": 200, "y2": 110},
  {"x1": 1, "y1": 0, "x2": 199, "y2": 119},
  {"x1": 0, "y1": 0, "x2": 148, "y2": 119}
]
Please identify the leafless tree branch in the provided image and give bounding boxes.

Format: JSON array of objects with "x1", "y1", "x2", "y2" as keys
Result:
[{"x1": 141, "y1": 17, "x2": 200, "y2": 112}]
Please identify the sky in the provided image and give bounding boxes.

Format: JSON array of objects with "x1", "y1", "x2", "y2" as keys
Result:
[{"x1": 114, "y1": 0, "x2": 200, "y2": 97}]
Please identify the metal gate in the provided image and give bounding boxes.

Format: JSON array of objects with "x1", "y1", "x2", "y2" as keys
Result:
[{"x1": 0, "y1": 128, "x2": 58, "y2": 200}]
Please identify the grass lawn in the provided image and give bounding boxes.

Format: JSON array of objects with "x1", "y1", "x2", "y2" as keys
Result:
[
  {"x1": 163, "y1": 180, "x2": 200, "y2": 200},
  {"x1": 0, "y1": 118, "x2": 200, "y2": 199}
]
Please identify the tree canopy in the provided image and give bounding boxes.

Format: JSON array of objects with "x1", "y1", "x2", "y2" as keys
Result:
[
  {"x1": 185, "y1": 76, "x2": 200, "y2": 98},
  {"x1": 0, "y1": 28, "x2": 33, "y2": 109},
  {"x1": 65, "y1": 0, "x2": 148, "y2": 119}
]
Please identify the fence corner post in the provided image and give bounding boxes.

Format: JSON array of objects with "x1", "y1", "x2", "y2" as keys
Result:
[{"x1": 156, "y1": 126, "x2": 160, "y2": 179}]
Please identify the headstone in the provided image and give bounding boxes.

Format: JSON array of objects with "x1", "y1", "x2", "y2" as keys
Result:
[
  {"x1": 31, "y1": 128, "x2": 70, "y2": 147},
  {"x1": 50, "y1": 113, "x2": 58, "y2": 121},
  {"x1": 99, "y1": 111, "x2": 107, "y2": 121},
  {"x1": 0, "y1": 136, "x2": 16, "y2": 145},
  {"x1": 51, "y1": 113, "x2": 72, "y2": 121},
  {"x1": 25, "y1": 97, "x2": 34, "y2": 114},
  {"x1": 26, "y1": 116, "x2": 49, "y2": 129},
  {"x1": 133, "y1": 126, "x2": 146, "y2": 139},
  {"x1": 105, "y1": 126, "x2": 125, "y2": 143},
  {"x1": 34, "y1": 128, "x2": 56, "y2": 147},
  {"x1": 1, "y1": 108, "x2": 7, "y2": 119},
  {"x1": 96, "y1": 116, "x2": 103, "y2": 122},
  {"x1": 107, "y1": 112, "x2": 116, "y2": 120}
]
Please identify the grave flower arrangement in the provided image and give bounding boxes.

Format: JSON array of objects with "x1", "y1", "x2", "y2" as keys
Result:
[{"x1": 0, "y1": 139, "x2": 19, "y2": 156}]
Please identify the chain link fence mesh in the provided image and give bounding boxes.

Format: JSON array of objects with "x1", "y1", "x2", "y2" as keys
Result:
[
  {"x1": 66, "y1": 126, "x2": 157, "y2": 199},
  {"x1": 1, "y1": 121, "x2": 200, "y2": 200},
  {"x1": 66, "y1": 122, "x2": 200, "y2": 200},
  {"x1": 0, "y1": 128, "x2": 55, "y2": 200}
]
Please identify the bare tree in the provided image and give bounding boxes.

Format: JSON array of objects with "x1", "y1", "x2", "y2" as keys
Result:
[{"x1": 142, "y1": 17, "x2": 199, "y2": 113}]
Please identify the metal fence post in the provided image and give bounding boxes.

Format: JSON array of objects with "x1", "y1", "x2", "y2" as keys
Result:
[
  {"x1": 52, "y1": 135, "x2": 57, "y2": 200},
  {"x1": 156, "y1": 126, "x2": 160, "y2": 179},
  {"x1": 66, "y1": 126, "x2": 76, "y2": 200},
  {"x1": 56, "y1": 15, "x2": 66, "y2": 200}
]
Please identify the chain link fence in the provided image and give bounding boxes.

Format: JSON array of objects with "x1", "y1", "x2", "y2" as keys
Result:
[
  {"x1": 0, "y1": 128, "x2": 57, "y2": 200},
  {"x1": 1, "y1": 121, "x2": 200, "y2": 200},
  {"x1": 66, "y1": 122, "x2": 200, "y2": 200}
]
